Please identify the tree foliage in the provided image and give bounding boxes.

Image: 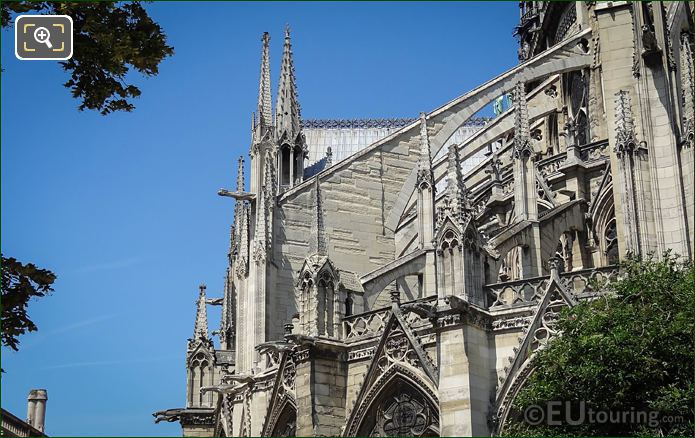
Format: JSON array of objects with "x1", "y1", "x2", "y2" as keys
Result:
[
  {"x1": 503, "y1": 253, "x2": 694, "y2": 436},
  {"x1": 1, "y1": 1, "x2": 173, "y2": 114},
  {"x1": 1, "y1": 255, "x2": 56, "y2": 352}
]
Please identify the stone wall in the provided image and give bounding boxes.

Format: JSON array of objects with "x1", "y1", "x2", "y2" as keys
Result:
[{"x1": 271, "y1": 127, "x2": 423, "y2": 337}]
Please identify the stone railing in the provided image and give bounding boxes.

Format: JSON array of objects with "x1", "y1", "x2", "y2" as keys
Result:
[
  {"x1": 486, "y1": 275, "x2": 550, "y2": 309},
  {"x1": 342, "y1": 296, "x2": 437, "y2": 342},
  {"x1": 486, "y1": 265, "x2": 619, "y2": 309},
  {"x1": 343, "y1": 307, "x2": 391, "y2": 342},
  {"x1": 536, "y1": 153, "x2": 567, "y2": 177},
  {"x1": 580, "y1": 139, "x2": 610, "y2": 162},
  {"x1": 561, "y1": 265, "x2": 619, "y2": 295},
  {"x1": 533, "y1": 139, "x2": 609, "y2": 178}
]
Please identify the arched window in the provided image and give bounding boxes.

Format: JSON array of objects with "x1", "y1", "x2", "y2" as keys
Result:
[
  {"x1": 299, "y1": 272, "x2": 313, "y2": 334},
  {"x1": 293, "y1": 145, "x2": 303, "y2": 184},
  {"x1": 188, "y1": 353, "x2": 212, "y2": 407},
  {"x1": 355, "y1": 377, "x2": 439, "y2": 437},
  {"x1": 499, "y1": 246, "x2": 524, "y2": 281},
  {"x1": 317, "y1": 272, "x2": 334, "y2": 337},
  {"x1": 270, "y1": 403, "x2": 297, "y2": 437},
  {"x1": 280, "y1": 145, "x2": 291, "y2": 187},
  {"x1": 189, "y1": 366, "x2": 198, "y2": 406},
  {"x1": 199, "y1": 361, "x2": 207, "y2": 406},
  {"x1": 438, "y1": 229, "x2": 461, "y2": 296},
  {"x1": 345, "y1": 293, "x2": 353, "y2": 317},
  {"x1": 604, "y1": 218, "x2": 618, "y2": 265},
  {"x1": 566, "y1": 71, "x2": 590, "y2": 147}
]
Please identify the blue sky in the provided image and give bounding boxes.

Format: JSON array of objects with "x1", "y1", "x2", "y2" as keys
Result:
[{"x1": 1, "y1": 2, "x2": 519, "y2": 435}]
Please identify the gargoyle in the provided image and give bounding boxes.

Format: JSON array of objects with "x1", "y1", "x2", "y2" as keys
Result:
[
  {"x1": 284, "y1": 333, "x2": 316, "y2": 347},
  {"x1": 400, "y1": 302, "x2": 437, "y2": 320},
  {"x1": 221, "y1": 373, "x2": 255, "y2": 385},
  {"x1": 255, "y1": 340, "x2": 295, "y2": 355},
  {"x1": 446, "y1": 295, "x2": 470, "y2": 312},
  {"x1": 201, "y1": 383, "x2": 247, "y2": 395}
]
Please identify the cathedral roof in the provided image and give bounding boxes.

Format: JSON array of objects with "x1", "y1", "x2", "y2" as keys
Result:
[
  {"x1": 337, "y1": 270, "x2": 364, "y2": 293},
  {"x1": 302, "y1": 117, "x2": 490, "y2": 130}
]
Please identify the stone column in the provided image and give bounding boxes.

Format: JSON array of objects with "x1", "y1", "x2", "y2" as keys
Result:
[
  {"x1": 294, "y1": 344, "x2": 347, "y2": 437},
  {"x1": 437, "y1": 323, "x2": 473, "y2": 436},
  {"x1": 437, "y1": 317, "x2": 492, "y2": 436},
  {"x1": 294, "y1": 349, "x2": 313, "y2": 437},
  {"x1": 289, "y1": 148, "x2": 295, "y2": 188}
]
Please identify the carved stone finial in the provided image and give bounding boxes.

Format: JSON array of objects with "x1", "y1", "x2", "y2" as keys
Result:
[
  {"x1": 309, "y1": 178, "x2": 327, "y2": 256},
  {"x1": 548, "y1": 257, "x2": 562, "y2": 276},
  {"x1": 443, "y1": 142, "x2": 472, "y2": 224},
  {"x1": 193, "y1": 284, "x2": 209, "y2": 340},
  {"x1": 283, "y1": 323, "x2": 294, "y2": 340},
  {"x1": 485, "y1": 153, "x2": 503, "y2": 183},
  {"x1": 236, "y1": 156, "x2": 245, "y2": 192},
  {"x1": 389, "y1": 288, "x2": 400, "y2": 304},
  {"x1": 236, "y1": 204, "x2": 249, "y2": 278},
  {"x1": 276, "y1": 23, "x2": 302, "y2": 146},
  {"x1": 416, "y1": 112, "x2": 434, "y2": 190},
  {"x1": 325, "y1": 146, "x2": 333, "y2": 167},
  {"x1": 256, "y1": 32, "x2": 272, "y2": 132},
  {"x1": 614, "y1": 90, "x2": 638, "y2": 157},
  {"x1": 512, "y1": 81, "x2": 533, "y2": 159}
]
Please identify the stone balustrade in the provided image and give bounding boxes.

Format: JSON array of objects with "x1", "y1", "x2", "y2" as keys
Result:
[
  {"x1": 486, "y1": 264, "x2": 619, "y2": 309},
  {"x1": 342, "y1": 296, "x2": 437, "y2": 343},
  {"x1": 343, "y1": 307, "x2": 391, "y2": 342}
]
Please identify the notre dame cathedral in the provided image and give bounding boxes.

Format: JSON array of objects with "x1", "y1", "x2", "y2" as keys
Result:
[{"x1": 154, "y1": 2, "x2": 694, "y2": 436}]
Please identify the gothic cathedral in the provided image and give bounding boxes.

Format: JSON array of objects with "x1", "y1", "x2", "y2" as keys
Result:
[{"x1": 155, "y1": 2, "x2": 694, "y2": 436}]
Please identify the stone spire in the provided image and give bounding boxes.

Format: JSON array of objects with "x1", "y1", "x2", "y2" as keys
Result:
[
  {"x1": 445, "y1": 143, "x2": 471, "y2": 223},
  {"x1": 194, "y1": 284, "x2": 209, "y2": 340},
  {"x1": 257, "y1": 32, "x2": 272, "y2": 130},
  {"x1": 613, "y1": 89, "x2": 640, "y2": 254},
  {"x1": 263, "y1": 149, "x2": 276, "y2": 200},
  {"x1": 236, "y1": 156, "x2": 245, "y2": 192},
  {"x1": 232, "y1": 156, "x2": 245, "y2": 264},
  {"x1": 512, "y1": 81, "x2": 532, "y2": 159},
  {"x1": 309, "y1": 177, "x2": 326, "y2": 255},
  {"x1": 416, "y1": 112, "x2": 434, "y2": 189},
  {"x1": 275, "y1": 25, "x2": 302, "y2": 145},
  {"x1": 237, "y1": 204, "x2": 249, "y2": 278},
  {"x1": 227, "y1": 224, "x2": 235, "y2": 265},
  {"x1": 253, "y1": 160, "x2": 270, "y2": 262},
  {"x1": 220, "y1": 268, "x2": 234, "y2": 350},
  {"x1": 614, "y1": 90, "x2": 638, "y2": 156}
]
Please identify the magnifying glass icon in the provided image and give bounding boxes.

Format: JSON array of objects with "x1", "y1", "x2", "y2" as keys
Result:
[{"x1": 33, "y1": 26, "x2": 52, "y2": 49}]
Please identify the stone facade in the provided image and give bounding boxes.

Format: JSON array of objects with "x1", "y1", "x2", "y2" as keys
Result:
[{"x1": 155, "y1": 3, "x2": 694, "y2": 436}]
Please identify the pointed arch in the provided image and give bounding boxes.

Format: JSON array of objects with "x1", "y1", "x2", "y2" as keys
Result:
[
  {"x1": 435, "y1": 218, "x2": 462, "y2": 297},
  {"x1": 268, "y1": 399, "x2": 297, "y2": 437},
  {"x1": 187, "y1": 343, "x2": 215, "y2": 408},
  {"x1": 493, "y1": 265, "x2": 576, "y2": 434},
  {"x1": 279, "y1": 144, "x2": 292, "y2": 187},
  {"x1": 262, "y1": 351, "x2": 298, "y2": 437},
  {"x1": 296, "y1": 255, "x2": 339, "y2": 337},
  {"x1": 345, "y1": 364, "x2": 440, "y2": 437},
  {"x1": 590, "y1": 169, "x2": 618, "y2": 266},
  {"x1": 345, "y1": 308, "x2": 438, "y2": 436}
]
